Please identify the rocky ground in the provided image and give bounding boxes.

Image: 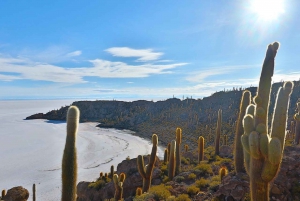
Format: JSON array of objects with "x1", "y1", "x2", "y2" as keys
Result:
[{"x1": 75, "y1": 144, "x2": 300, "y2": 201}]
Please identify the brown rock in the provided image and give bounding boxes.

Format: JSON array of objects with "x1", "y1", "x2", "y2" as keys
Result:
[{"x1": 2, "y1": 186, "x2": 29, "y2": 201}]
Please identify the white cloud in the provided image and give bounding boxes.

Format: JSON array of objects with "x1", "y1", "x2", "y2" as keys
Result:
[
  {"x1": 105, "y1": 47, "x2": 163, "y2": 61},
  {"x1": 186, "y1": 64, "x2": 260, "y2": 82},
  {"x1": 66, "y1": 50, "x2": 82, "y2": 57},
  {"x1": 0, "y1": 56, "x2": 187, "y2": 83}
]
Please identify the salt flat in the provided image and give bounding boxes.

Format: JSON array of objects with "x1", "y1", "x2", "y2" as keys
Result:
[{"x1": 0, "y1": 100, "x2": 163, "y2": 200}]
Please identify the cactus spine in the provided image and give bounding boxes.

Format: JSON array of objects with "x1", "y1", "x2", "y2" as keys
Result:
[
  {"x1": 33, "y1": 184, "x2": 36, "y2": 201},
  {"x1": 175, "y1": 128, "x2": 182, "y2": 175},
  {"x1": 113, "y1": 173, "x2": 125, "y2": 201},
  {"x1": 234, "y1": 90, "x2": 251, "y2": 174},
  {"x1": 168, "y1": 140, "x2": 176, "y2": 180},
  {"x1": 62, "y1": 106, "x2": 80, "y2": 201},
  {"x1": 137, "y1": 134, "x2": 158, "y2": 193},
  {"x1": 198, "y1": 136, "x2": 204, "y2": 163},
  {"x1": 215, "y1": 109, "x2": 222, "y2": 155},
  {"x1": 241, "y1": 42, "x2": 294, "y2": 201},
  {"x1": 294, "y1": 102, "x2": 300, "y2": 144}
]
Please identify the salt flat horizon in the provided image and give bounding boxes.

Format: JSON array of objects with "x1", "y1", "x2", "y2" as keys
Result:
[{"x1": 0, "y1": 99, "x2": 164, "y2": 200}]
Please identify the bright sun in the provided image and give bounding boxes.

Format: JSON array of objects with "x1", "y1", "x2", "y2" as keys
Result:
[{"x1": 250, "y1": 0, "x2": 285, "y2": 21}]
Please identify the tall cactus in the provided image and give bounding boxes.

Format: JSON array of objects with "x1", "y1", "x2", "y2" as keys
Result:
[
  {"x1": 62, "y1": 106, "x2": 80, "y2": 201},
  {"x1": 164, "y1": 148, "x2": 168, "y2": 164},
  {"x1": 215, "y1": 109, "x2": 222, "y2": 155},
  {"x1": 241, "y1": 42, "x2": 294, "y2": 201},
  {"x1": 110, "y1": 165, "x2": 114, "y2": 179},
  {"x1": 168, "y1": 140, "x2": 176, "y2": 180},
  {"x1": 33, "y1": 184, "x2": 36, "y2": 201},
  {"x1": 294, "y1": 102, "x2": 300, "y2": 144},
  {"x1": 1, "y1": 190, "x2": 6, "y2": 198},
  {"x1": 175, "y1": 128, "x2": 182, "y2": 175},
  {"x1": 113, "y1": 173, "x2": 125, "y2": 201},
  {"x1": 198, "y1": 136, "x2": 204, "y2": 163},
  {"x1": 234, "y1": 90, "x2": 251, "y2": 174},
  {"x1": 137, "y1": 134, "x2": 158, "y2": 193}
]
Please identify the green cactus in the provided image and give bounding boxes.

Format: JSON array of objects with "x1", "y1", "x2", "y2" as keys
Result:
[
  {"x1": 215, "y1": 109, "x2": 222, "y2": 155},
  {"x1": 219, "y1": 167, "x2": 227, "y2": 181},
  {"x1": 137, "y1": 134, "x2": 158, "y2": 193},
  {"x1": 1, "y1": 189, "x2": 6, "y2": 198},
  {"x1": 136, "y1": 187, "x2": 142, "y2": 196},
  {"x1": 234, "y1": 90, "x2": 251, "y2": 174},
  {"x1": 62, "y1": 106, "x2": 80, "y2": 201},
  {"x1": 33, "y1": 184, "x2": 36, "y2": 201},
  {"x1": 241, "y1": 42, "x2": 294, "y2": 201},
  {"x1": 175, "y1": 127, "x2": 182, "y2": 175},
  {"x1": 294, "y1": 102, "x2": 300, "y2": 144},
  {"x1": 198, "y1": 136, "x2": 204, "y2": 163},
  {"x1": 184, "y1": 144, "x2": 189, "y2": 152},
  {"x1": 167, "y1": 143, "x2": 171, "y2": 160},
  {"x1": 113, "y1": 173, "x2": 125, "y2": 201},
  {"x1": 164, "y1": 148, "x2": 168, "y2": 164},
  {"x1": 168, "y1": 140, "x2": 176, "y2": 180},
  {"x1": 110, "y1": 165, "x2": 114, "y2": 179}
]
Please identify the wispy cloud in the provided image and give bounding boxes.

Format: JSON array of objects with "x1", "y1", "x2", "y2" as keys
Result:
[
  {"x1": 66, "y1": 50, "x2": 82, "y2": 57},
  {"x1": 186, "y1": 64, "x2": 260, "y2": 82},
  {"x1": 105, "y1": 47, "x2": 163, "y2": 61},
  {"x1": 19, "y1": 46, "x2": 82, "y2": 63},
  {"x1": 0, "y1": 56, "x2": 187, "y2": 83}
]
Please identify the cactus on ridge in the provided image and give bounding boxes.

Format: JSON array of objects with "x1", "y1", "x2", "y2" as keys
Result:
[
  {"x1": 215, "y1": 109, "x2": 222, "y2": 155},
  {"x1": 62, "y1": 106, "x2": 80, "y2": 201},
  {"x1": 241, "y1": 42, "x2": 294, "y2": 201},
  {"x1": 137, "y1": 134, "x2": 158, "y2": 193},
  {"x1": 113, "y1": 173, "x2": 125, "y2": 201},
  {"x1": 234, "y1": 90, "x2": 251, "y2": 174},
  {"x1": 175, "y1": 127, "x2": 182, "y2": 175},
  {"x1": 198, "y1": 136, "x2": 204, "y2": 163}
]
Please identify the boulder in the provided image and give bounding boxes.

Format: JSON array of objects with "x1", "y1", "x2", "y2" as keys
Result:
[{"x1": 2, "y1": 186, "x2": 29, "y2": 201}]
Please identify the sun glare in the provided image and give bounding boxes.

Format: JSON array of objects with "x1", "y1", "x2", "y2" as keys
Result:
[{"x1": 250, "y1": 0, "x2": 285, "y2": 21}]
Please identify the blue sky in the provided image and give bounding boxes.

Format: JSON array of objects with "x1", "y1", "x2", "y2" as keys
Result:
[{"x1": 1, "y1": 0, "x2": 299, "y2": 100}]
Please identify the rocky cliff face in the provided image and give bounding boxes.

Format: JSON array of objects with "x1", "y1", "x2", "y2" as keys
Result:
[{"x1": 26, "y1": 81, "x2": 300, "y2": 149}]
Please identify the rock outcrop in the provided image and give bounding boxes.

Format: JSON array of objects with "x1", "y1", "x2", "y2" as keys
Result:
[{"x1": 2, "y1": 186, "x2": 29, "y2": 201}]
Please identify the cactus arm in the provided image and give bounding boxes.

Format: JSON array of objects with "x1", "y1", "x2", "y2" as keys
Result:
[
  {"x1": 62, "y1": 106, "x2": 79, "y2": 201},
  {"x1": 234, "y1": 90, "x2": 251, "y2": 173},
  {"x1": 137, "y1": 155, "x2": 147, "y2": 178}
]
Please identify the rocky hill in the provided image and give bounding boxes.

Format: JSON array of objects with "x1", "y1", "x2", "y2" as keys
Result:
[{"x1": 26, "y1": 80, "x2": 300, "y2": 149}]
